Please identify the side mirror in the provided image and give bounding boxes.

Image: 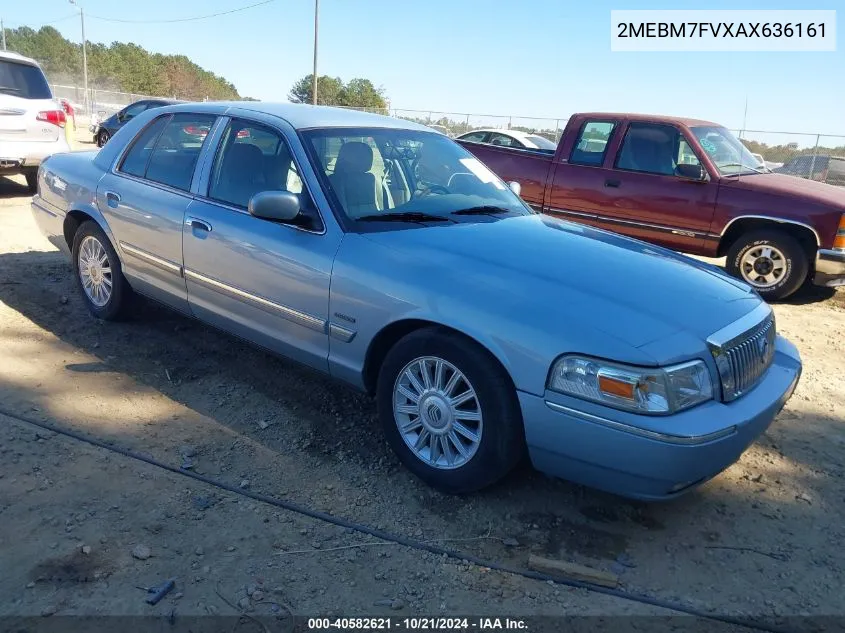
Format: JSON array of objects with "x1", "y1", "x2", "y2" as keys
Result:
[
  {"x1": 676, "y1": 163, "x2": 706, "y2": 181},
  {"x1": 508, "y1": 181, "x2": 522, "y2": 196},
  {"x1": 248, "y1": 190, "x2": 301, "y2": 222}
]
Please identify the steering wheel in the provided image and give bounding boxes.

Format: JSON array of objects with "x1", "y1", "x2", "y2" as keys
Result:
[{"x1": 419, "y1": 184, "x2": 450, "y2": 196}]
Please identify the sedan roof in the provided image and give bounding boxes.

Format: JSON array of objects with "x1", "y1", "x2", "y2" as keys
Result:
[{"x1": 161, "y1": 101, "x2": 432, "y2": 132}]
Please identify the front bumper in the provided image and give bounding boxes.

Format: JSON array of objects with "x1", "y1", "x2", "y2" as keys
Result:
[
  {"x1": 814, "y1": 248, "x2": 845, "y2": 287},
  {"x1": 519, "y1": 336, "x2": 801, "y2": 500}
]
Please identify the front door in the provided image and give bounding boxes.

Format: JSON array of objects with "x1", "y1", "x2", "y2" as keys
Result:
[
  {"x1": 592, "y1": 121, "x2": 719, "y2": 253},
  {"x1": 181, "y1": 116, "x2": 339, "y2": 372}
]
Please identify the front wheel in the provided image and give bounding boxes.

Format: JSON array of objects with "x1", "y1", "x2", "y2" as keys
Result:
[
  {"x1": 72, "y1": 221, "x2": 133, "y2": 320},
  {"x1": 377, "y1": 328, "x2": 524, "y2": 493},
  {"x1": 725, "y1": 229, "x2": 809, "y2": 300},
  {"x1": 97, "y1": 130, "x2": 110, "y2": 147}
]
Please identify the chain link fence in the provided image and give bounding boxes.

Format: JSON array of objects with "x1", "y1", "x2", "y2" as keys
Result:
[{"x1": 49, "y1": 83, "x2": 845, "y2": 186}]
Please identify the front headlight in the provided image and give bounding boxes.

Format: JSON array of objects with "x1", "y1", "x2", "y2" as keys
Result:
[{"x1": 548, "y1": 356, "x2": 713, "y2": 415}]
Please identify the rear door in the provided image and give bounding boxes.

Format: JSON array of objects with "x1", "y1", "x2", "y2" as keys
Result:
[
  {"x1": 545, "y1": 118, "x2": 619, "y2": 229},
  {"x1": 96, "y1": 111, "x2": 218, "y2": 313},
  {"x1": 0, "y1": 58, "x2": 61, "y2": 145}
]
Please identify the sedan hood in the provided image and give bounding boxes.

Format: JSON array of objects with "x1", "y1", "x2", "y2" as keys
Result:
[
  {"x1": 725, "y1": 172, "x2": 845, "y2": 209},
  {"x1": 363, "y1": 214, "x2": 761, "y2": 348}
]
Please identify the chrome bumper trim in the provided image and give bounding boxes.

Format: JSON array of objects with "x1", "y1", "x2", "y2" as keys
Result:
[{"x1": 544, "y1": 401, "x2": 736, "y2": 445}]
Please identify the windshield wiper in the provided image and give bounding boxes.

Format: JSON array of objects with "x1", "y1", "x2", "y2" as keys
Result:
[
  {"x1": 451, "y1": 205, "x2": 514, "y2": 216},
  {"x1": 356, "y1": 211, "x2": 455, "y2": 223},
  {"x1": 0, "y1": 86, "x2": 22, "y2": 94},
  {"x1": 720, "y1": 162, "x2": 766, "y2": 175}
]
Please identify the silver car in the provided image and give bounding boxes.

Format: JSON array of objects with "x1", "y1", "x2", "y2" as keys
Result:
[
  {"x1": 0, "y1": 51, "x2": 71, "y2": 192},
  {"x1": 31, "y1": 102, "x2": 800, "y2": 500}
]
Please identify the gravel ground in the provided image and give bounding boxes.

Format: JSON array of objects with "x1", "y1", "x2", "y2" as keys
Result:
[{"x1": 2, "y1": 145, "x2": 845, "y2": 627}]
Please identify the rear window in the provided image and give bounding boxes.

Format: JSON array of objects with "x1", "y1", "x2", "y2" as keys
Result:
[{"x1": 0, "y1": 60, "x2": 52, "y2": 99}]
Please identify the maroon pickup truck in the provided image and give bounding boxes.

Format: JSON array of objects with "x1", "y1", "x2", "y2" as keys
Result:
[{"x1": 458, "y1": 112, "x2": 845, "y2": 300}]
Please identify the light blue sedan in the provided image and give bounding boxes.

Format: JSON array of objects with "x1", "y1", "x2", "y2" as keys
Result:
[{"x1": 31, "y1": 102, "x2": 802, "y2": 499}]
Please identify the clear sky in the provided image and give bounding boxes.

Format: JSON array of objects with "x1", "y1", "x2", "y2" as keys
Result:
[{"x1": 6, "y1": 0, "x2": 844, "y2": 138}]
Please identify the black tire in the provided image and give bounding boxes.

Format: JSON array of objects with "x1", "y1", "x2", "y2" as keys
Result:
[
  {"x1": 23, "y1": 168, "x2": 38, "y2": 194},
  {"x1": 377, "y1": 327, "x2": 524, "y2": 494},
  {"x1": 725, "y1": 229, "x2": 809, "y2": 301},
  {"x1": 71, "y1": 221, "x2": 133, "y2": 320},
  {"x1": 97, "y1": 130, "x2": 110, "y2": 147}
]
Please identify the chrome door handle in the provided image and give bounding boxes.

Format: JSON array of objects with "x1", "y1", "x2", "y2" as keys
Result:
[
  {"x1": 105, "y1": 191, "x2": 121, "y2": 207},
  {"x1": 185, "y1": 217, "x2": 212, "y2": 232}
]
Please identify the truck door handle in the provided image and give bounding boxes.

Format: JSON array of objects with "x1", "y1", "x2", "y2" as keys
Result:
[
  {"x1": 185, "y1": 217, "x2": 212, "y2": 233},
  {"x1": 105, "y1": 191, "x2": 121, "y2": 207},
  {"x1": 604, "y1": 179, "x2": 621, "y2": 188}
]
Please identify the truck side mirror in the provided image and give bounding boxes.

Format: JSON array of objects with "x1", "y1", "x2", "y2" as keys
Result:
[{"x1": 676, "y1": 163, "x2": 706, "y2": 181}]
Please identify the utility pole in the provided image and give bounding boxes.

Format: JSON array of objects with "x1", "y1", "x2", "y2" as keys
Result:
[
  {"x1": 1, "y1": 19, "x2": 7, "y2": 51},
  {"x1": 311, "y1": 0, "x2": 319, "y2": 105},
  {"x1": 69, "y1": 0, "x2": 89, "y2": 116}
]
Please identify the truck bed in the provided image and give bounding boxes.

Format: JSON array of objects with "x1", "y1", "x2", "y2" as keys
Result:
[{"x1": 456, "y1": 141, "x2": 554, "y2": 209}]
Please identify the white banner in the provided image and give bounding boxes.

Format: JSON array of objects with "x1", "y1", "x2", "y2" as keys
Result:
[{"x1": 611, "y1": 10, "x2": 836, "y2": 52}]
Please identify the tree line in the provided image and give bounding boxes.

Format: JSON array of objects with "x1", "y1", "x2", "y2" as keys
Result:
[{"x1": 5, "y1": 26, "x2": 241, "y2": 100}]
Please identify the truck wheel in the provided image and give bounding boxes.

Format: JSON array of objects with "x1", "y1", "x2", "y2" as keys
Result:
[
  {"x1": 726, "y1": 229, "x2": 809, "y2": 300},
  {"x1": 24, "y1": 168, "x2": 38, "y2": 194},
  {"x1": 72, "y1": 221, "x2": 133, "y2": 320},
  {"x1": 377, "y1": 328, "x2": 524, "y2": 494}
]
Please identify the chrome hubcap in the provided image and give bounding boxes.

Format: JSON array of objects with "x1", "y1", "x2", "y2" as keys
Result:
[
  {"x1": 78, "y1": 236, "x2": 113, "y2": 307},
  {"x1": 740, "y1": 245, "x2": 786, "y2": 288},
  {"x1": 393, "y1": 356, "x2": 483, "y2": 470}
]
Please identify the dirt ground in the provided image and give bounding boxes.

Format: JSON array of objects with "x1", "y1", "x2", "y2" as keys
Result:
[{"x1": 2, "y1": 137, "x2": 845, "y2": 628}]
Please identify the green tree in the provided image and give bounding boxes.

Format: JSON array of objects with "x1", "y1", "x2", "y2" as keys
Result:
[
  {"x1": 5, "y1": 26, "x2": 241, "y2": 100},
  {"x1": 288, "y1": 74, "x2": 344, "y2": 105},
  {"x1": 288, "y1": 74, "x2": 387, "y2": 109},
  {"x1": 339, "y1": 78, "x2": 387, "y2": 110}
]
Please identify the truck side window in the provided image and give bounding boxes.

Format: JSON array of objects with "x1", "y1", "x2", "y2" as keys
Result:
[
  {"x1": 615, "y1": 123, "x2": 680, "y2": 176},
  {"x1": 570, "y1": 121, "x2": 615, "y2": 166}
]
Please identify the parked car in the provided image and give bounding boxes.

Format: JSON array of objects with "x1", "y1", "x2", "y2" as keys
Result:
[
  {"x1": 91, "y1": 98, "x2": 176, "y2": 147},
  {"x1": 773, "y1": 155, "x2": 845, "y2": 187},
  {"x1": 456, "y1": 128, "x2": 557, "y2": 151},
  {"x1": 750, "y1": 152, "x2": 767, "y2": 169},
  {"x1": 31, "y1": 103, "x2": 802, "y2": 500},
  {"x1": 459, "y1": 112, "x2": 845, "y2": 300},
  {"x1": 0, "y1": 51, "x2": 71, "y2": 193}
]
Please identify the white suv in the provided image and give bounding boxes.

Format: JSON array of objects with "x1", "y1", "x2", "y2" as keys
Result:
[{"x1": 0, "y1": 51, "x2": 71, "y2": 193}]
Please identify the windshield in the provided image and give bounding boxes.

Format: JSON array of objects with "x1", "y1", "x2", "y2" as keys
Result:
[
  {"x1": 690, "y1": 126, "x2": 765, "y2": 176},
  {"x1": 302, "y1": 127, "x2": 531, "y2": 224},
  {"x1": 526, "y1": 135, "x2": 557, "y2": 150},
  {"x1": 0, "y1": 60, "x2": 52, "y2": 99}
]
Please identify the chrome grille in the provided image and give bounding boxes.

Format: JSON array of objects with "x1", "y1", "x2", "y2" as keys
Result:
[{"x1": 708, "y1": 307, "x2": 776, "y2": 402}]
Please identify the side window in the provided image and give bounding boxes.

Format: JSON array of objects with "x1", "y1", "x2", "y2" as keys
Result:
[
  {"x1": 208, "y1": 118, "x2": 303, "y2": 209},
  {"x1": 489, "y1": 133, "x2": 521, "y2": 148},
  {"x1": 144, "y1": 113, "x2": 216, "y2": 191},
  {"x1": 677, "y1": 138, "x2": 701, "y2": 166},
  {"x1": 460, "y1": 131, "x2": 489, "y2": 143},
  {"x1": 121, "y1": 102, "x2": 148, "y2": 121},
  {"x1": 615, "y1": 122, "x2": 679, "y2": 176},
  {"x1": 119, "y1": 115, "x2": 169, "y2": 178},
  {"x1": 569, "y1": 121, "x2": 615, "y2": 166}
]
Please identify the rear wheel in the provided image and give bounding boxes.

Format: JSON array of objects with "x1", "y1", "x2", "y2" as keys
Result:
[
  {"x1": 72, "y1": 221, "x2": 133, "y2": 320},
  {"x1": 377, "y1": 328, "x2": 524, "y2": 493},
  {"x1": 97, "y1": 129, "x2": 110, "y2": 147},
  {"x1": 725, "y1": 229, "x2": 809, "y2": 300}
]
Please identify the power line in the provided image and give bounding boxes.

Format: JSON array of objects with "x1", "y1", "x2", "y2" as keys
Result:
[
  {"x1": 86, "y1": 0, "x2": 277, "y2": 24},
  {"x1": 2, "y1": 12, "x2": 78, "y2": 28}
]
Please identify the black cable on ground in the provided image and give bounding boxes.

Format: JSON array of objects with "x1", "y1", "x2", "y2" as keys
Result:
[{"x1": 0, "y1": 406, "x2": 794, "y2": 633}]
